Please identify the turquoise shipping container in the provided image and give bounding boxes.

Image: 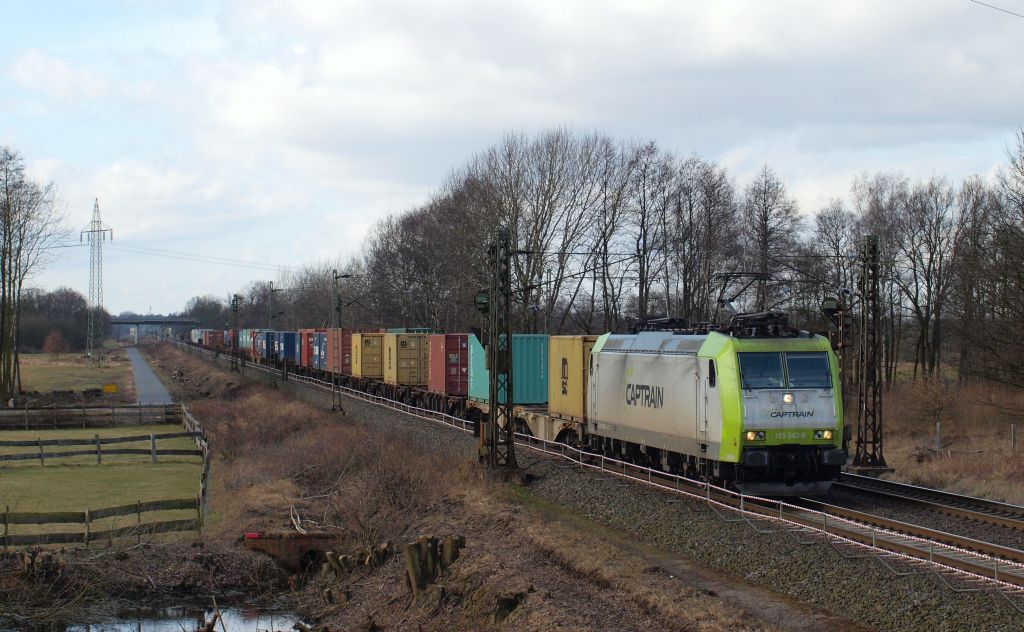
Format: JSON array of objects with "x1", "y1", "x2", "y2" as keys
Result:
[{"x1": 468, "y1": 334, "x2": 549, "y2": 404}]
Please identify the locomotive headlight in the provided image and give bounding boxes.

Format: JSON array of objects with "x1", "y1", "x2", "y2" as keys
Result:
[
  {"x1": 783, "y1": 393, "x2": 794, "y2": 404},
  {"x1": 745, "y1": 431, "x2": 766, "y2": 441},
  {"x1": 814, "y1": 430, "x2": 834, "y2": 440}
]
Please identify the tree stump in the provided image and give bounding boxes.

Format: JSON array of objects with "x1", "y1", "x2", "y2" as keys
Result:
[{"x1": 402, "y1": 534, "x2": 464, "y2": 599}]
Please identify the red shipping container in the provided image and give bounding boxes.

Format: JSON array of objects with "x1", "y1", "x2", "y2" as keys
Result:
[
  {"x1": 297, "y1": 328, "x2": 326, "y2": 369},
  {"x1": 428, "y1": 333, "x2": 469, "y2": 396},
  {"x1": 207, "y1": 330, "x2": 225, "y2": 349}
]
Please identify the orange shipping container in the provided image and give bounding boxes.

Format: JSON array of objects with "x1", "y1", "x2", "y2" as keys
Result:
[{"x1": 383, "y1": 333, "x2": 429, "y2": 385}]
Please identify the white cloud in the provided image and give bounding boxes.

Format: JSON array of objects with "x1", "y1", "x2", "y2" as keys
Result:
[
  {"x1": 10, "y1": 0, "x2": 1024, "y2": 312},
  {"x1": 10, "y1": 51, "x2": 107, "y2": 103}
]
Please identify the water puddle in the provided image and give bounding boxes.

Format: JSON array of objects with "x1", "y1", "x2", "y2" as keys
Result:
[{"x1": 3, "y1": 606, "x2": 303, "y2": 632}]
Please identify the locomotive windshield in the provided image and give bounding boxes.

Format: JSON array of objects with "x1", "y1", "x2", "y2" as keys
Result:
[
  {"x1": 785, "y1": 352, "x2": 832, "y2": 388},
  {"x1": 738, "y1": 353, "x2": 785, "y2": 388},
  {"x1": 738, "y1": 351, "x2": 832, "y2": 389}
]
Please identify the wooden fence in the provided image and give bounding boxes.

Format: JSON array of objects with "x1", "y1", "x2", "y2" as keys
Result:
[
  {"x1": 0, "y1": 403, "x2": 181, "y2": 430},
  {"x1": 1, "y1": 498, "x2": 200, "y2": 547},
  {"x1": 0, "y1": 404, "x2": 212, "y2": 547},
  {"x1": 0, "y1": 431, "x2": 203, "y2": 464}
]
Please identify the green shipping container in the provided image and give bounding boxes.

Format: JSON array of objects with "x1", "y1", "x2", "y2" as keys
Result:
[{"x1": 468, "y1": 334, "x2": 549, "y2": 405}]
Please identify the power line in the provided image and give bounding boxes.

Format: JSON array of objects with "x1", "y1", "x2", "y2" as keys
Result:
[
  {"x1": 970, "y1": 0, "x2": 1024, "y2": 18},
  {"x1": 107, "y1": 243, "x2": 293, "y2": 272}
]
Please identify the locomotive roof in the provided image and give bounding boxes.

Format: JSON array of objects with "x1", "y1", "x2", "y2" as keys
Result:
[
  {"x1": 602, "y1": 331, "x2": 707, "y2": 354},
  {"x1": 600, "y1": 330, "x2": 826, "y2": 355}
]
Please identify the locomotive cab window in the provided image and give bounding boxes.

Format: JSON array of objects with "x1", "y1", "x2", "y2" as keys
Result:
[
  {"x1": 738, "y1": 353, "x2": 785, "y2": 389},
  {"x1": 785, "y1": 352, "x2": 831, "y2": 388},
  {"x1": 708, "y1": 360, "x2": 716, "y2": 387}
]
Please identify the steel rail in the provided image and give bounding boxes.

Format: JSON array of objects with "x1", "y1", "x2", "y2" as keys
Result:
[
  {"x1": 837, "y1": 473, "x2": 1024, "y2": 532},
  {"x1": 179, "y1": 342, "x2": 1024, "y2": 604}
]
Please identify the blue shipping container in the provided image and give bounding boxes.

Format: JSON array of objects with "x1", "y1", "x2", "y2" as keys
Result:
[
  {"x1": 468, "y1": 334, "x2": 548, "y2": 404},
  {"x1": 276, "y1": 331, "x2": 298, "y2": 362},
  {"x1": 314, "y1": 333, "x2": 327, "y2": 370}
]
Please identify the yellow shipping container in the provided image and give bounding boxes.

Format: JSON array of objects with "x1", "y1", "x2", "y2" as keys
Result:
[
  {"x1": 547, "y1": 335, "x2": 599, "y2": 422},
  {"x1": 351, "y1": 333, "x2": 384, "y2": 378},
  {"x1": 384, "y1": 333, "x2": 430, "y2": 385}
]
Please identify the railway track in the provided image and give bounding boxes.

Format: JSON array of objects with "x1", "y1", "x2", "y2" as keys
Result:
[
  {"x1": 835, "y1": 473, "x2": 1024, "y2": 532},
  {"x1": 181, "y1": 342, "x2": 1024, "y2": 603}
]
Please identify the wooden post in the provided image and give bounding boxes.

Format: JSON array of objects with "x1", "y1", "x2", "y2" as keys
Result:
[
  {"x1": 84, "y1": 510, "x2": 91, "y2": 547},
  {"x1": 95, "y1": 433, "x2": 101, "y2": 464},
  {"x1": 196, "y1": 494, "x2": 202, "y2": 534},
  {"x1": 150, "y1": 433, "x2": 157, "y2": 463},
  {"x1": 3, "y1": 505, "x2": 8, "y2": 552},
  {"x1": 38, "y1": 438, "x2": 44, "y2": 465},
  {"x1": 138, "y1": 401, "x2": 143, "y2": 425},
  {"x1": 136, "y1": 500, "x2": 142, "y2": 544}
]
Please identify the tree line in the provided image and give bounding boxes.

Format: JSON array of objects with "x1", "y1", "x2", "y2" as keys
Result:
[
  {"x1": 180, "y1": 128, "x2": 1024, "y2": 384},
  {"x1": 0, "y1": 148, "x2": 65, "y2": 400}
]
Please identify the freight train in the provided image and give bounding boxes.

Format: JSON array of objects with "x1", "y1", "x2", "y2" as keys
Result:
[{"x1": 189, "y1": 313, "x2": 846, "y2": 495}]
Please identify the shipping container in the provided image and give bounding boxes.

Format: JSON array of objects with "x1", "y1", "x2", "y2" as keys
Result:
[
  {"x1": 468, "y1": 334, "x2": 549, "y2": 404},
  {"x1": 275, "y1": 331, "x2": 298, "y2": 362},
  {"x1": 386, "y1": 327, "x2": 433, "y2": 334},
  {"x1": 428, "y1": 334, "x2": 469, "y2": 396},
  {"x1": 547, "y1": 335, "x2": 599, "y2": 422},
  {"x1": 351, "y1": 333, "x2": 385, "y2": 378},
  {"x1": 383, "y1": 333, "x2": 430, "y2": 385},
  {"x1": 298, "y1": 328, "x2": 326, "y2": 368},
  {"x1": 206, "y1": 330, "x2": 225, "y2": 349},
  {"x1": 313, "y1": 332, "x2": 327, "y2": 370}
]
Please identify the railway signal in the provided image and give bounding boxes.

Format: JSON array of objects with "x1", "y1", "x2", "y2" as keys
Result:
[
  {"x1": 477, "y1": 229, "x2": 518, "y2": 473},
  {"x1": 852, "y1": 235, "x2": 891, "y2": 474},
  {"x1": 230, "y1": 294, "x2": 240, "y2": 372}
]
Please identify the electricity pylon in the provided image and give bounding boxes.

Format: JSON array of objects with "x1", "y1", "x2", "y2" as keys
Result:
[{"x1": 81, "y1": 199, "x2": 112, "y2": 367}]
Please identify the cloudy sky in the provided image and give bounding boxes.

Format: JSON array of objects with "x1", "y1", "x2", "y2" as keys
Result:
[{"x1": 3, "y1": 0, "x2": 1022, "y2": 314}]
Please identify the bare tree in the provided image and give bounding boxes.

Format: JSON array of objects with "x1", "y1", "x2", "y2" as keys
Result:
[{"x1": 741, "y1": 165, "x2": 801, "y2": 311}]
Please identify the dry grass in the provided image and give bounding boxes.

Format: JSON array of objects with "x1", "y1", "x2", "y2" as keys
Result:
[
  {"x1": 880, "y1": 376, "x2": 1024, "y2": 504},
  {"x1": 154, "y1": 346, "x2": 463, "y2": 549},
  {"x1": 20, "y1": 349, "x2": 136, "y2": 402}
]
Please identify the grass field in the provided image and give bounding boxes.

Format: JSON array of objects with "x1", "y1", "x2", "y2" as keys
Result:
[
  {"x1": 20, "y1": 348, "x2": 136, "y2": 401},
  {"x1": 0, "y1": 423, "x2": 197, "y2": 466},
  {"x1": 0, "y1": 422, "x2": 202, "y2": 537}
]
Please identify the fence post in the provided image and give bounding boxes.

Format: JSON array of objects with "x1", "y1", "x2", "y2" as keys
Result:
[
  {"x1": 138, "y1": 401, "x2": 143, "y2": 425},
  {"x1": 150, "y1": 434, "x2": 156, "y2": 463},
  {"x1": 23, "y1": 404, "x2": 28, "y2": 431},
  {"x1": 81, "y1": 406, "x2": 85, "y2": 429},
  {"x1": 52, "y1": 403, "x2": 56, "y2": 429},
  {"x1": 38, "y1": 438, "x2": 44, "y2": 466},
  {"x1": 95, "y1": 433, "x2": 101, "y2": 465},
  {"x1": 110, "y1": 403, "x2": 115, "y2": 426},
  {"x1": 196, "y1": 493, "x2": 202, "y2": 534},
  {"x1": 84, "y1": 510, "x2": 91, "y2": 547},
  {"x1": 3, "y1": 505, "x2": 8, "y2": 552},
  {"x1": 136, "y1": 500, "x2": 142, "y2": 544}
]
